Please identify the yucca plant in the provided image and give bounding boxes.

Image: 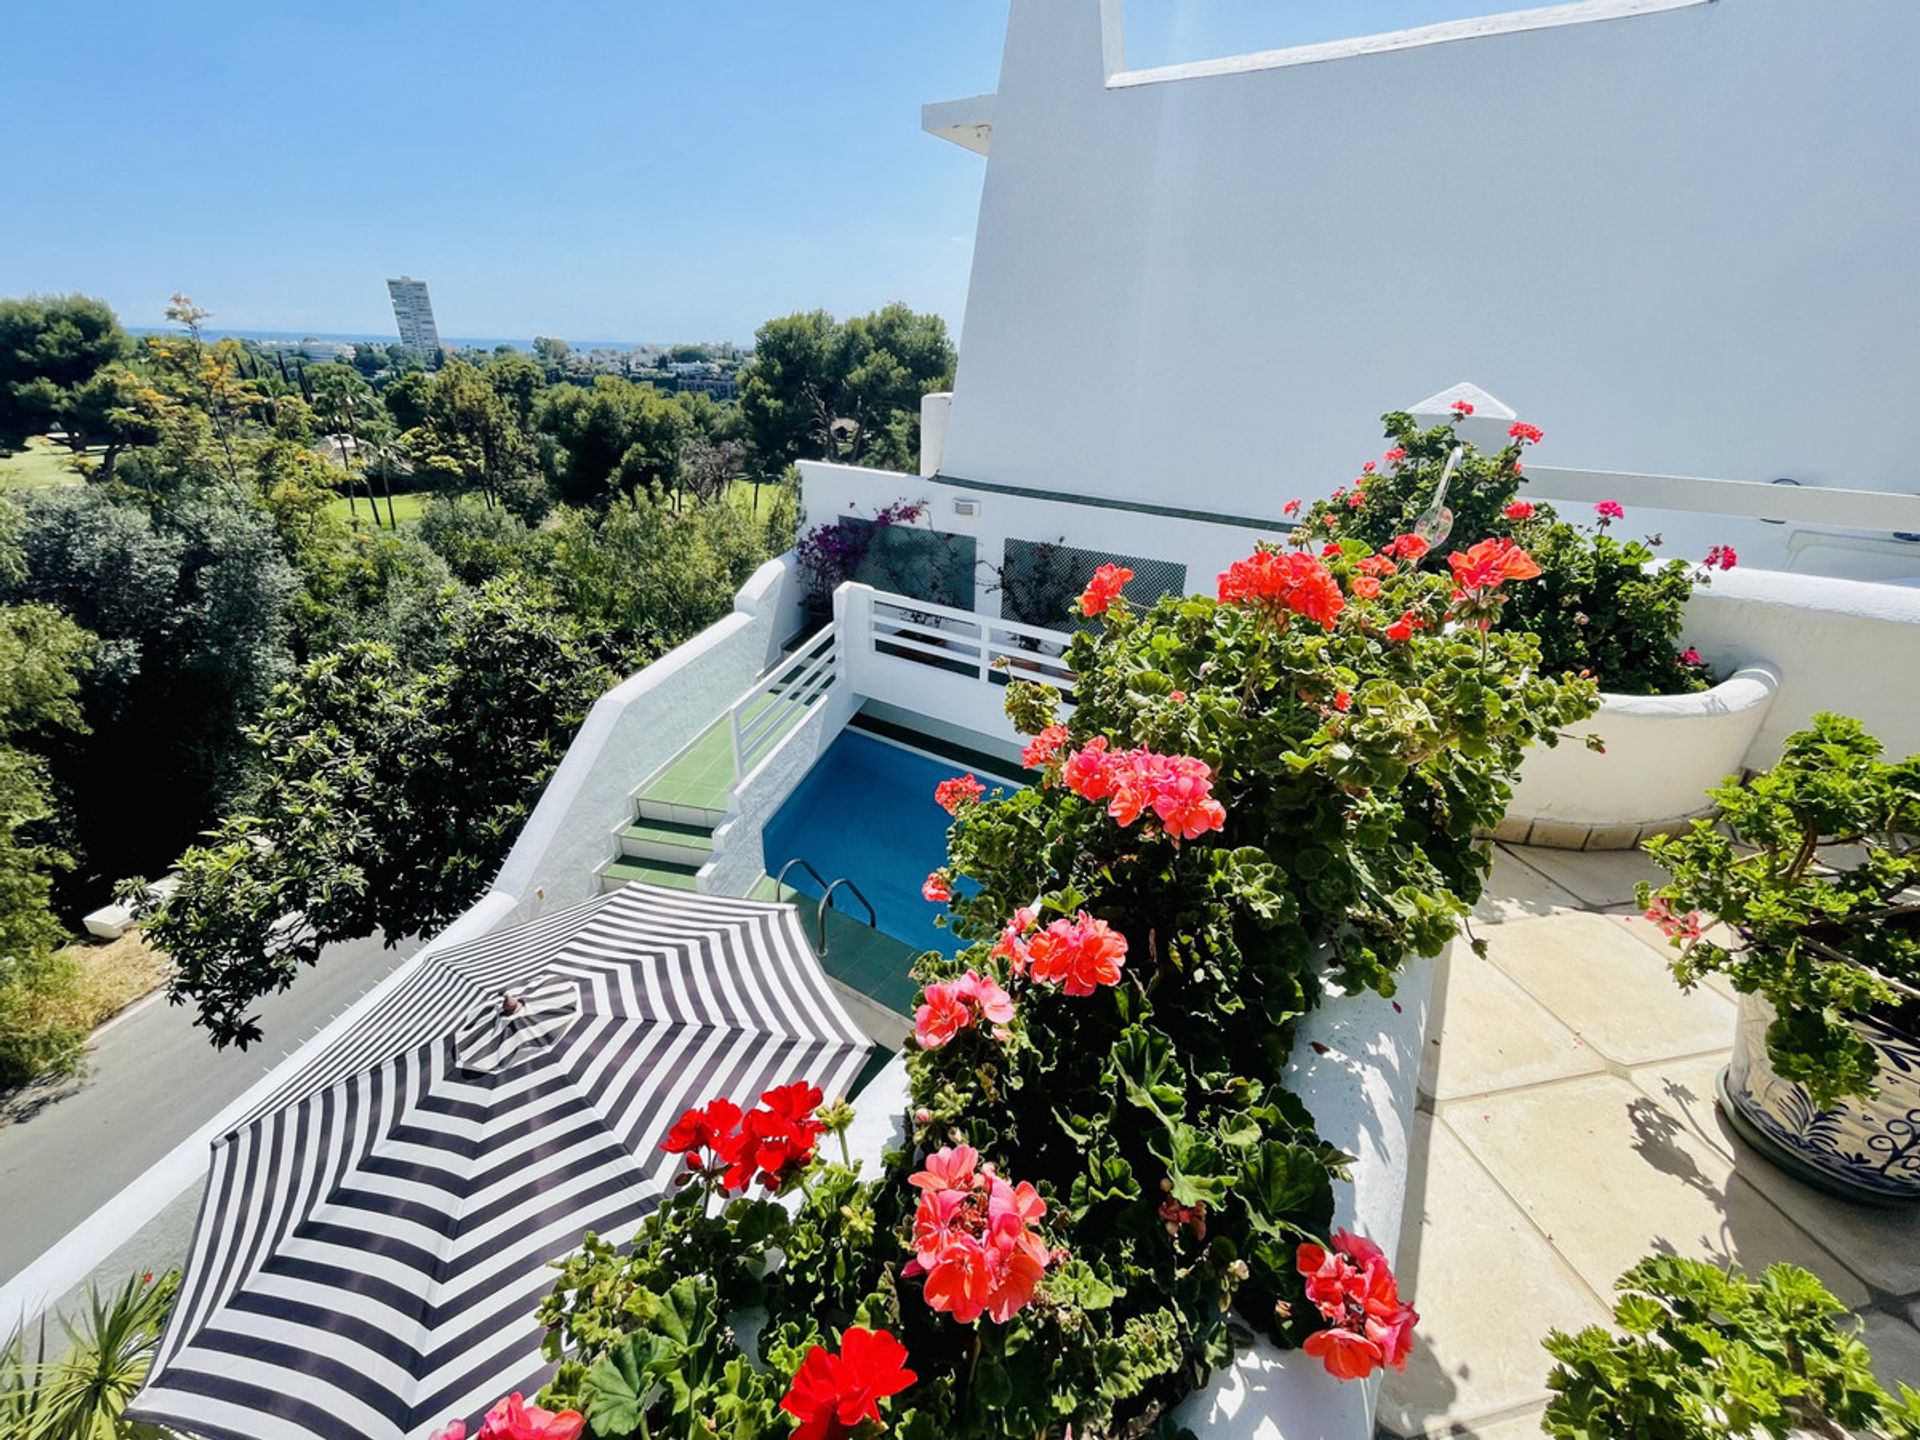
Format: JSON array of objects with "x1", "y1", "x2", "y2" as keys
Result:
[{"x1": 0, "y1": 1269, "x2": 178, "y2": 1440}]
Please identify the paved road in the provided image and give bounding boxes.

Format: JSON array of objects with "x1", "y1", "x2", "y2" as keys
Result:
[{"x1": 0, "y1": 931, "x2": 422, "y2": 1288}]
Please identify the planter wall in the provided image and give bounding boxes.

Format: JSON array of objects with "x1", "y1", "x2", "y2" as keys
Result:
[
  {"x1": 1723, "y1": 991, "x2": 1920, "y2": 1202},
  {"x1": 1496, "y1": 665, "x2": 1780, "y2": 850}
]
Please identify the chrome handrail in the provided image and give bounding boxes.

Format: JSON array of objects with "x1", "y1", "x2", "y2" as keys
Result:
[
  {"x1": 771, "y1": 858, "x2": 877, "y2": 957},
  {"x1": 816, "y1": 877, "x2": 878, "y2": 956},
  {"x1": 773, "y1": 856, "x2": 829, "y2": 900}
]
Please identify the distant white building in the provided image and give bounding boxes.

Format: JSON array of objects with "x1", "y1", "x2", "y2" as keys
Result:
[{"x1": 386, "y1": 276, "x2": 441, "y2": 354}]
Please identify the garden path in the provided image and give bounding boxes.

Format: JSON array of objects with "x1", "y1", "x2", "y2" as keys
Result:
[{"x1": 1378, "y1": 843, "x2": 1920, "y2": 1439}]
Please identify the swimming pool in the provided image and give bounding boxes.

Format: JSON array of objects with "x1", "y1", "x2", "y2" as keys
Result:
[{"x1": 762, "y1": 729, "x2": 1018, "y2": 964}]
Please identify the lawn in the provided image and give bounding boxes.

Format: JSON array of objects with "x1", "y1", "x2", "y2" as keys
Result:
[
  {"x1": 324, "y1": 489, "x2": 432, "y2": 528},
  {"x1": 0, "y1": 436, "x2": 90, "y2": 491}
]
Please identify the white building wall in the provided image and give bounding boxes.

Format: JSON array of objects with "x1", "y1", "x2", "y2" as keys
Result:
[{"x1": 940, "y1": 0, "x2": 1920, "y2": 542}]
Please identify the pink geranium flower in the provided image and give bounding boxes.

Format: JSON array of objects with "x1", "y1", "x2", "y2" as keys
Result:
[
  {"x1": 933, "y1": 774, "x2": 985, "y2": 814},
  {"x1": 1595, "y1": 499, "x2": 1625, "y2": 523},
  {"x1": 1508, "y1": 421, "x2": 1544, "y2": 444}
]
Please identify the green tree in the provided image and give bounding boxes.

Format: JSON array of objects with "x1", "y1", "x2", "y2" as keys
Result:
[
  {"x1": 401, "y1": 359, "x2": 541, "y2": 513},
  {"x1": 140, "y1": 577, "x2": 626, "y2": 1047},
  {"x1": 5, "y1": 487, "x2": 296, "y2": 903},
  {"x1": 738, "y1": 304, "x2": 954, "y2": 474},
  {"x1": 0, "y1": 294, "x2": 133, "y2": 452},
  {"x1": 483, "y1": 349, "x2": 547, "y2": 430},
  {"x1": 0, "y1": 500, "x2": 94, "y2": 1084},
  {"x1": 738, "y1": 309, "x2": 838, "y2": 473},
  {"x1": 532, "y1": 335, "x2": 572, "y2": 381},
  {"x1": 538, "y1": 376, "x2": 691, "y2": 505}
]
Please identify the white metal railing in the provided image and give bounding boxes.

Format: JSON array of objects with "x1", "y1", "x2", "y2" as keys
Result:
[
  {"x1": 861, "y1": 588, "x2": 1076, "y2": 692},
  {"x1": 729, "y1": 625, "x2": 838, "y2": 780}
]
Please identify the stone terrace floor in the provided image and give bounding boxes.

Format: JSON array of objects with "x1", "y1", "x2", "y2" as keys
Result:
[{"x1": 1378, "y1": 843, "x2": 1920, "y2": 1439}]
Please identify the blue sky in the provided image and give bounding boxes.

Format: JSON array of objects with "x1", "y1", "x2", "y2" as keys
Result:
[{"x1": 2, "y1": 2, "x2": 1541, "y2": 345}]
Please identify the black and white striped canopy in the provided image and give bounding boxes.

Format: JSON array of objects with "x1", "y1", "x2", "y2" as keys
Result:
[{"x1": 128, "y1": 884, "x2": 872, "y2": 1440}]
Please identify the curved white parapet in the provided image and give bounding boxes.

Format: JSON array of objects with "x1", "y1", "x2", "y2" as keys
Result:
[{"x1": 1501, "y1": 665, "x2": 1780, "y2": 850}]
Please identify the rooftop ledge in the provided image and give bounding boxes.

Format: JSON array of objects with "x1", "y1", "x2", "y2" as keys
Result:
[{"x1": 921, "y1": 92, "x2": 994, "y2": 154}]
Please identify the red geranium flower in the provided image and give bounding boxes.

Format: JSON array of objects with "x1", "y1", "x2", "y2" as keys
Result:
[
  {"x1": 1024, "y1": 912, "x2": 1127, "y2": 996},
  {"x1": 1352, "y1": 575, "x2": 1381, "y2": 600},
  {"x1": 1384, "y1": 610, "x2": 1423, "y2": 644},
  {"x1": 1217, "y1": 550, "x2": 1344, "y2": 630},
  {"x1": 1704, "y1": 544, "x2": 1738, "y2": 571},
  {"x1": 1381, "y1": 534, "x2": 1430, "y2": 563},
  {"x1": 1384, "y1": 447, "x2": 1407, "y2": 465},
  {"x1": 1333, "y1": 689, "x2": 1352, "y2": 712},
  {"x1": 1079, "y1": 562, "x2": 1133, "y2": 617},
  {"x1": 1508, "y1": 421, "x2": 1544, "y2": 444},
  {"x1": 1446, "y1": 538, "x2": 1542, "y2": 593},
  {"x1": 781, "y1": 1327, "x2": 916, "y2": 1440},
  {"x1": 934, "y1": 774, "x2": 985, "y2": 813},
  {"x1": 1021, "y1": 724, "x2": 1070, "y2": 771},
  {"x1": 1504, "y1": 500, "x2": 1535, "y2": 521},
  {"x1": 1451, "y1": 399, "x2": 1474, "y2": 415},
  {"x1": 1283, "y1": 497, "x2": 1302, "y2": 516},
  {"x1": 921, "y1": 872, "x2": 952, "y2": 903}
]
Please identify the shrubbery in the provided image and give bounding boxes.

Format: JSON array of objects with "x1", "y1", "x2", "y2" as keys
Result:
[
  {"x1": 1294, "y1": 409, "x2": 1723, "y2": 696},
  {"x1": 521, "y1": 530, "x2": 1596, "y2": 1439}
]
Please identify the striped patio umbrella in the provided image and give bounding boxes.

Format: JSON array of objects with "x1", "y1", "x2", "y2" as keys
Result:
[{"x1": 127, "y1": 884, "x2": 872, "y2": 1440}]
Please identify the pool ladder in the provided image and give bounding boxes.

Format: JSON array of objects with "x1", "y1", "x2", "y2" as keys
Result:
[{"x1": 773, "y1": 857, "x2": 878, "y2": 958}]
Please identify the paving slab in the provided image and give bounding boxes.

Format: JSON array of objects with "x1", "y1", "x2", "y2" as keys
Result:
[
  {"x1": 1480, "y1": 912, "x2": 1735, "y2": 1066},
  {"x1": 1498, "y1": 844, "x2": 1667, "y2": 910},
  {"x1": 1444, "y1": 1410, "x2": 1553, "y2": 1439},
  {"x1": 1419, "y1": 947, "x2": 1604, "y2": 1103},
  {"x1": 1628, "y1": 1051, "x2": 1737, "y2": 1164},
  {"x1": 1448, "y1": 1073, "x2": 1870, "y2": 1308},
  {"x1": 1376, "y1": 1117, "x2": 1607, "y2": 1438},
  {"x1": 1862, "y1": 1309, "x2": 1920, "y2": 1391},
  {"x1": 1715, "y1": 1126, "x2": 1920, "y2": 1297},
  {"x1": 1605, "y1": 912, "x2": 1740, "y2": 1001},
  {"x1": 1472, "y1": 847, "x2": 1586, "y2": 926}
]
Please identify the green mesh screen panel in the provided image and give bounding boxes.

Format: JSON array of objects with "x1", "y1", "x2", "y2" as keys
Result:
[
  {"x1": 997, "y1": 540, "x2": 1187, "y2": 631},
  {"x1": 842, "y1": 517, "x2": 977, "y2": 610}
]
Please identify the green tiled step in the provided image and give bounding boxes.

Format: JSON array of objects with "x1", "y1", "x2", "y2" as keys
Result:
[
  {"x1": 600, "y1": 857, "x2": 702, "y2": 893},
  {"x1": 636, "y1": 796, "x2": 727, "y2": 828},
  {"x1": 620, "y1": 817, "x2": 715, "y2": 864}
]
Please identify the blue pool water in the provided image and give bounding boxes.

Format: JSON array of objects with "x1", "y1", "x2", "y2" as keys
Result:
[{"x1": 762, "y1": 730, "x2": 1016, "y2": 958}]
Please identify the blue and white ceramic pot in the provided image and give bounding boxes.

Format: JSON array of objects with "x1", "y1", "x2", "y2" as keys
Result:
[{"x1": 1721, "y1": 990, "x2": 1920, "y2": 1203}]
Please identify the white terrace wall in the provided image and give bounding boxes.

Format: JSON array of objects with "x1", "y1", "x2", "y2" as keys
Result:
[
  {"x1": 491, "y1": 558, "x2": 798, "y2": 922},
  {"x1": 940, "y1": 0, "x2": 1920, "y2": 530},
  {"x1": 1679, "y1": 568, "x2": 1920, "y2": 769}
]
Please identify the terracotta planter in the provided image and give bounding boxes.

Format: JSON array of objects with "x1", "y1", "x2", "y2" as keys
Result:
[
  {"x1": 1498, "y1": 664, "x2": 1779, "y2": 850},
  {"x1": 1719, "y1": 990, "x2": 1920, "y2": 1203}
]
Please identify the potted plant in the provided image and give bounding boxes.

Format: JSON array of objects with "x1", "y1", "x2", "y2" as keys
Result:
[
  {"x1": 1296, "y1": 408, "x2": 1770, "y2": 849},
  {"x1": 1639, "y1": 713, "x2": 1920, "y2": 1201},
  {"x1": 520, "y1": 536, "x2": 1596, "y2": 1438},
  {"x1": 1542, "y1": 1255, "x2": 1920, "y2": 1438}
]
